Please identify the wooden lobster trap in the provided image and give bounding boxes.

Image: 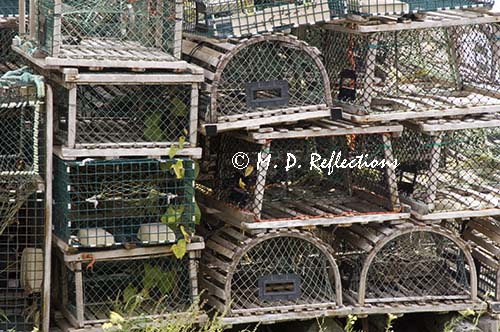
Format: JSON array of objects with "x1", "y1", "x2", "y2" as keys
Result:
[
  {"x1": 46, "y1": 68, "x2": 203, "y2": 159},
  {"x1": 462, "y1": 216, "x2": 500, "y2": 314},
  {"x1": 53, "y1": 156, "x2": 197, "y2": 249},
  {"x1": 0, "y1": 14, "x2": 25, "y2": 74},
  {"x1": 183, "y1": 34, "x2": 333, "y2": 133},
  {"x1": 0, "y1": 190, "x2": 45, "y2": 332},
  {"x1": 322, "y1": 221, "x2": 482, "y2": 312},
  {"x1": 183, "y1": 0, "x2": 332, "y2": 38},
  {"x1": 198, "y1": 120, "x2": 410, "y2": 230},
  {"x1": 200, "y1": 226, "x2": 342, "y2": 321},
  {"x1": 393, "y1": 114, "x2": 500, "y2": 220},
  {"x1": 53, "y1": 237, "x2": 204, "y2": 330},
  {"x1": 313, "y1": 14, "x2": 500, "y2": 123},
  {"x1": 16, "y1": 0, "x2": 186, "y2": 69}
]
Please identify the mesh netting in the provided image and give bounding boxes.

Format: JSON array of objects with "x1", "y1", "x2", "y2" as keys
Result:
[
  {"x1": 318, "y1": 23, "x2": 500, "y2": 118},
  {"x1": 0, "y1": 83, "x2": 42, "y2": 240},
  {"x1": 37, "y1": 0, "x2": 180, "y2": 58},
  {"x1": 53, "y1": 157, "x2": 196, "y2": 248},
  {"x1": 61, "y1": 255, "x2": 192, "y2": 324},
  {"x1": 53, "y1": 83, "x2": 193, "y2": 149},
  {"x1": 187, "y1": 36, "x2": 330, "y2": 122},
  {"x1": 393, "y1": 126, "x2": 500, "y2": 215},
  {"x1": 0, "y1": 26, "x2": 25, "y2": 75},
  {"x1": 0, "y1": 192, "x2": 44, "y2": 331},
  {"x1": 200, "y1": 133, "x2": 399, "y2": 221},
  {"x1": 328, "y1": 226, "x2": 472, "y2": 303},
  {"x1": 183, "y1": 0, "x2": 331, "y2": 38}
]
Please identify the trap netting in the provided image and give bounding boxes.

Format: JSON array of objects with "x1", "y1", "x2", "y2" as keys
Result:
[
  {"x1": 393, "y1": 125, "x2": 500, "y2": 218},
  {"x1": 36, "y1": 0, "x2": 182, "y2": 59},
  {"x1": 319, "y1": 23, "x2": 500, "y2": 120},
  {"x1": 53, "y1": 82, "x2": 194, "y2": 150},
  {"x1": 0, "y1": 79, "x2": 43, "y2": 240},
  {"x1": 200, "y1": 227, "x2": 340, "y2": 315},
  {"x1": 53, "y1": 157, "x2": 196, "y2": 248},
  {"x1": 183, "y1": 0, "x2": 331, "y2": 38},
  {"x1": 184, "y1": 35, "x2": 331, "y2": 127},
  {"x1": 324, "y1": 223, "x2": 475, "y2": 305},
  {"x1": 58, "y1": 254, "x2": 193, "y2": 327},
  {"x1": 199, "y1": 133, "x2": 401, "y2": 223},
  {"x1": 0, "y1": 25, "x2": 25, "y2": 75},
  {"x1": 0, "y1": 192, "x2": 44, "y2": 332}
]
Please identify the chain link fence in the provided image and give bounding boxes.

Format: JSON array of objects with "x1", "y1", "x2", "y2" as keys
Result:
[
  {"x1": 320, "y1": 223, "x2": 475, "y2": 305},
  {"x1": 53, "y1": 82, "x2": 195, "y2": 150},
  {"x1": 57, "y1": 254, "x2": 193, "y2": 327},
  {"x1": 199, "y1": 132, "x2": 401, "y2": 223},
  {"x1": 183, "y1": 35, "x2": 331, "y2": 130},
  {"x1": 53, "y1": 157, "x2": 196, "y2": 248},
  {"x1": 0, "y1": 191, "x2": 44, "y2": 332},
  {"x1": 200, "y1": 228, "x2": 340, "y2": 315},
  {"x1": 314, "y1": 23, "x2": 500, "y2": 121},
  {"x1": 36, "y1": 0, "x2": 182, "y2": 59},
  {"x1": 393, "y1": 124, "x2": 500, "y2": 218}
]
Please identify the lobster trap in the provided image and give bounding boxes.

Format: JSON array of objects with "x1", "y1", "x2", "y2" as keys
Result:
[
  {"x1": 183, "y1": 34, "x2": 332, "y2": 133},
  {"x1": 54, "y1": 239, "x2": 203, "y2": 329},
  {"x1": 393, "y1": 115, "x2": 500, "y2": 220},
  {"x1": 317, "y1": 18, "x2": 500, "y2": 123},
  {"x1": 200, "y1": 226, "x2": 341, "y2": 319},
  {"x1": 18, "y1": 0, "x2": 185, "y2": 69},
  {"x1": 461, "y1": 216, "x2": 500, "y2": 313},
  {"x1": 53, "y1": 157, "x2": 196, "y2": 248},
  {"x1": 325, "y1": 221, "x2": 478, "y2": 308},
  {"x1": 183, "y1": 0, "x2": 331, "y2": 38},
  {"x1": 0, "y1": 20, "x2": 25, "y2": 74},
  {"x1": 50, "y1": 69, "x2": 203, "y2": 159},
  {"x1": 198, "y1": 120, "x2": 409, "y2": 230},
  {"x1": 0, "y1": 191, "x2": 45, "y2": 332}
]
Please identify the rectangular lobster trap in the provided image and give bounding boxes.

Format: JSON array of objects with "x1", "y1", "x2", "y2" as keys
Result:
[
  {"x1": 53, "y1": 238, "x2": 203, "y2": 329},
  {"x1": 17, "y1": 0, "x2": 186, "y2": 69},
  {"x1": 53, "y1": 156, "x2": 197, "y2": 248},
  {"x1": 318, "y1": 221, "x2": 482, "y2": 311},
  {"x1": 49, "y1": 68, "x2": 203, "y2": 159},
  {"x1": 317, "y1": 17, "x2": 500, "y2": 123},
  {"x1": 461, "y1": 216, "x2": 500, "y2": 313},
  {"x1": 393, "y1": 114, "x2": 500, "y2": 220},
  {"x1": 183, "y1": 0, "x2": 332, "y2": 38},
  {"x1": 0, "y1": 18, "x2": 25, "y2": 74},
  {"x1": 0, "y1": 190, "x2": 45, "y2": 332},
  {"x1": 198, "y1": 120, "x2": 410, "y2": 230}
]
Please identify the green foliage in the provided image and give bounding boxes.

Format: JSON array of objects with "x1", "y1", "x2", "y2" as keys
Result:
[
  {"x1": 161, "y1": 205, "x2": 185, "y2": 224},
  {"x1": 144, "y1": 112, "x2": 165, "y2": 141},
  {"x1": 172, "y1": 239, "x2": 187, "y2": 259},
  {"x1": 345, "y1": 315, "x2": 358, "y2": 332}
]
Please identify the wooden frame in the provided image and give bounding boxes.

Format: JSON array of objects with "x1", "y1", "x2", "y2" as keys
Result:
[
  {"x1": 23, "y1": 66, "x2": 204, "y2": 159},
  {"x1": 198, "y1": 120, "x2": 410, "y2": 230},
  {"x1": 200, "y1": 227, "x2": 343, "y2": 317},
  {"x1": 400, "y1": 115, "x2": 500, "y2": 220},
  {"x1": 53, "y1": 236, "x2": 205, "y2": 329},
  {"x1": 17, "y1": 0, "x2": 185, "y2": 68},
  {"x1": 182, "y1": 33, "x2": 333, "y2": 133}
]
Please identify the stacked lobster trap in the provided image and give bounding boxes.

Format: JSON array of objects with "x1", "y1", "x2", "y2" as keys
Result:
[
  {"x1": 0, "y1": 71, "x2": 46, "y2": 331},
  {"x1": 0, "y1": 1, "x2": 25, "y2": 74}
]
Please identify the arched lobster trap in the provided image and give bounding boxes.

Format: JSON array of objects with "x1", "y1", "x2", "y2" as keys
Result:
[
  {"x1": 183, "y1": 34, "x2": 332, "y2": 133},
  {"x1": 328, "y1": 222, "x2": 477, "y2": 307},
  {"x1": 393, "y1": 115, "x2": 500, "y2": 220},
  {"x1": 315, "y1": 18, "x2": 500, "y2": 123},
  {"x1": 200, "y1": 227, "x2": 342, "y2": 318}
]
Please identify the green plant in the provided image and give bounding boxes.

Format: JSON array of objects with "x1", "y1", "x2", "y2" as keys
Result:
[
  {"x1": 444, "y1": 309, "x2": 484, "y2": 332},
  {"x1": 344, "y1": 314, "x2": 398, "y2": 332}
]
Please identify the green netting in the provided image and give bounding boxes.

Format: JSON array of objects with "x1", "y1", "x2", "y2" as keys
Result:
[{"x1": 53, "y1": 157, "x2": 196, "y2": 248}]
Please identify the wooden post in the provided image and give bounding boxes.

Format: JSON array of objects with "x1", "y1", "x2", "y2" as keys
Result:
[
  {"x1": 174, "y1": 0, "x2": 184, "y2": 58},
  {"x1": 19, "y1": 0, "x2": 26, "y2": 36},
  {"x1": 361, "y1": 34, "x2": 378, "y2": 113},
  {"x1": 188, "y1": 251, "x2": 199, "y2": 299},
  {"x1": 251, "y1": 140, "x2": 271, "y2": 219},
  {"x1": 189, "y1": 83, "x2": 199, "y2": 148},
  {"x1": 29, "y1": 0, "x2": 36, "y2": 40},
  {"x1": 67, "y1": 85, "x2": 77, "y2": 148},
  {"x1": 52, "y1": 0, "x2": 63, "y2": 56},
  {"x1": 382, "y1": 133, "x2": 400, "y2": 211},
  {"x1": 74, "y1": 262, "x2": 85, "y2": 327},
  {"x1": 42, "y1": 84, "x2": 54, "y2": 332},
  {"x1": 425, "y1": 133, "x2": 443, "y2": 212}
]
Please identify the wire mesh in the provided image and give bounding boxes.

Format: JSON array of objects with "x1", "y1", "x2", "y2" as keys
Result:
[
  {"x1": 199, "y1": 133, "x2": 399, "y2": 222},
  {"x1": 0, "y1": 0, "x2": 22, "y2": 16},
  {"x1": 318, "y1": 23, "x2": 500, "y2": 118},
  {"x1": 61, "y1": 254, "x2": 193, "y2": 324},
  {"x1": 183, "y1": 0, "x2": 332, "y2": 38},
  {"x1": 187, "y1": 35, "x2": 331, "y2": 123},
  {"x1": 53, "y1": 82, "x2": 194, "y2": 149},
  {"x1": 393, "y1": 126, "x2": 500, "y2": 216},
  {"x1": 53, "y1": 157, "x2": 196, "y2": 248},
  {"x1": 0, "y1": 191, "x2": 44, "y2": 332},
  {"x1": 328, "y1": 225, "x2": 473, "y2": 303},
  {"x1": 36, "y1": 0, "x2": 181, "y2": 59},
  {"x1": 0, "y1": 26, "x2": 25, "y2": 75}
]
